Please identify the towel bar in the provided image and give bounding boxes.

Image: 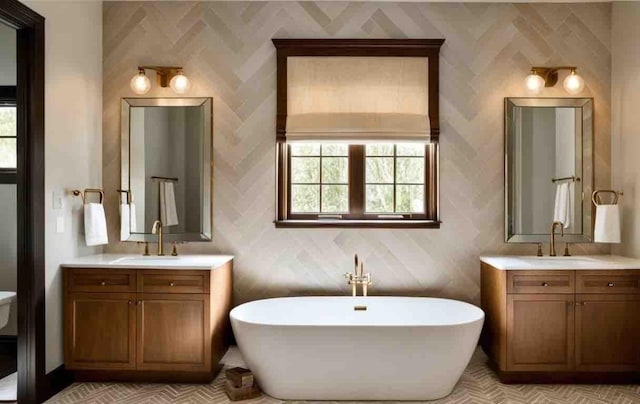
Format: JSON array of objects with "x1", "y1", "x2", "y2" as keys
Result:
[
  {"x1": 72, "y1": 188, "x2": 104, "y2": 204},
  {"x1": 551, "y1": 175, "x2": 580, "y2": 183},
  {"x1": 151, "y1": 176, "x2": 178, "y2": 183}
]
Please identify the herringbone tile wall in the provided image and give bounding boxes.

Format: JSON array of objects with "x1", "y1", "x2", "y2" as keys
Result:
[{"x1": 103, "y1": 2, "x2": 612, "y2": 305}]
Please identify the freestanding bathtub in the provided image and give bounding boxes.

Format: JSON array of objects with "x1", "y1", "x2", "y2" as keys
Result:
[{"x1": 230, "y1": 296, "x2": 484, "y2": 401}]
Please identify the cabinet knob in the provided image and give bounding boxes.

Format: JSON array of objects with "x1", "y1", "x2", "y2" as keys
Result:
[
  {"x1": 169, "y1": 282, "x2": 175, "y2": 287},
  {"x1": 137, "y1": 300, "x2": 142, "y2": 305},
  {"x1": 128, "y1": 300, "x2": 133, "y2": 305},
  {"x1": 542, "y1": 282, "x2": 549, "y2": 287},
  {"x1": 100, "y1": 281, "x2": 106, "y2": 286},
  {"x1": 608, "y1": 282, "x2": 615, "y2": 287}
]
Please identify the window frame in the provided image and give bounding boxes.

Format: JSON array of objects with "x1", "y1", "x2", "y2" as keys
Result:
[
  {"x1": 0, "y1": 86, "x2": 17, "y2": 184},
  {"x1": 278, "y1": 143, "x2": 439, "y2": 228},
  {"x1": 273, "y1": 39, "x2": 443, "y2": 228}
]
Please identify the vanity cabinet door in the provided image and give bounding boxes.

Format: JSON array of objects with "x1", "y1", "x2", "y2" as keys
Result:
[
  {"x1": 507, "y1": 294, "x2": 575, "y2": 371},
  {"x1": 136, "y1": 293, "x2": 211, "y2": 372},
  {"x1": 65, "y1": 293, "x2": 137, "y2": 370},
  {"x1": 575, "y1": 294, "x2": 640, "y2": 371}
]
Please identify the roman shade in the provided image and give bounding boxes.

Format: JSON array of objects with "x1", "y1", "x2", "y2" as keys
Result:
[{"x1": 285, "y1": 56, "x2": 431, "y2": 143}]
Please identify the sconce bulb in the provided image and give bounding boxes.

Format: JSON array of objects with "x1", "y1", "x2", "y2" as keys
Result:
[
  {"x1": 170, "y1": 72, "x2": 191, "y2": 94},
  {"x1": 524, "y1": 71, "x2": 545, "y2": 95},
  {"x1": 130, "y1": 71, "x2": 151, "y2": 95},
  {"x1": 563, "y1": 70, "x2": 584, "y2": 95}
]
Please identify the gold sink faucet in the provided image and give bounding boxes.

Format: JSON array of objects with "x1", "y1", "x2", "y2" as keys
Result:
[
  {"x1": 344, "y1": 254, "x2": 372, "y2": 296},
  {"x1": 151, "y1": 219, "x2": 165, "y2": 256},
  {"x1": 549, "y1": 221, "x2": 564, "y2": 257}
]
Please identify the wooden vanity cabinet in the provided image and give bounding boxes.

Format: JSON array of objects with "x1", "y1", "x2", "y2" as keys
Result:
[
  {"x1": 64, "y1": 262, "x2": 232, "y2": 382},
  {"x1": 481, "y1": 263, "x2": 640, "y2": 383}
]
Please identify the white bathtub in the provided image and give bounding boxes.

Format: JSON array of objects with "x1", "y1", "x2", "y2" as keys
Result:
[{"x1": 230, "y1": 296, "x2": 484, "y2": 401}]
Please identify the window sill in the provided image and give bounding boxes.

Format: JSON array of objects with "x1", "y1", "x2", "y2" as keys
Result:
[{"x1": 274, "y1": 220, "x2": 441, "y2": 229}]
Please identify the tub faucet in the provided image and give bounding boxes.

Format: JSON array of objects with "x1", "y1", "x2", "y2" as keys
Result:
[{"x1": 344, "y1": 254, "x2": 372, "y2": 296}]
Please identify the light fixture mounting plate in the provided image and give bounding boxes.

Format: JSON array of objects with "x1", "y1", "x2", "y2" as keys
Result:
[
  {"x1": 138, "y1": 66, "x2": 183, "y2": 87},
  {"x1": 532, "y1": 66, "x2": 577, "y2": 88}
]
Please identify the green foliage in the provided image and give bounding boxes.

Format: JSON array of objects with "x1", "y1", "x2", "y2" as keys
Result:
[
  {"x1": 290, "y1": 143, "x2": 425, "y2": 214},
  {"x1": 0, "y1": 107, "x2": 17, "y2": 168}
]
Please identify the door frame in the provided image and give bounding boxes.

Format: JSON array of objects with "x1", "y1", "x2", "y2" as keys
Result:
[{"x1": 0, "y1": 1, "x2": 47, "y2": 402}]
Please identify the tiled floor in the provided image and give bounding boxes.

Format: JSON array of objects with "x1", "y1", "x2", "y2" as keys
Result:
[{"x1": 46, "y1": 347, "x2": 640, "y2": 404}]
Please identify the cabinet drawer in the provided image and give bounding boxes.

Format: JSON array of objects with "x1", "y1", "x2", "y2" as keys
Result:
[
  {"x1": 576, "y1": 271, "x2": 640, "y2": 294},
  {"x1": 66, "y1": 269, "x2": 136, "y2": 293},
  {"x1": 507, "y1": 271, "x2": 574, "y2": 294},
  {"x1": 138, "y1": 271, "x2": 210, "y2": 294}
]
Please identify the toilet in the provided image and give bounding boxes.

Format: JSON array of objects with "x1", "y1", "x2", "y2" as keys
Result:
[{"x1": 0, "y1": 292, "x2": 16, "y2": 330}]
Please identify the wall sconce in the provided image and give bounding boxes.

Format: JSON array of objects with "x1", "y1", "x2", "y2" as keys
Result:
[
  {"x1": 524, "y1": 66, "x2": 585, "y2": 95},
  {"x1": 130, "y1": 66, "x2": 191, "y2": 95}
]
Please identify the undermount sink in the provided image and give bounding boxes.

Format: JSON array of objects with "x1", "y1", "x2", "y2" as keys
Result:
[
  {"x1": 526, "y1": 257, "x2": 598, "y2": 265},
  {"x1": 111, "y1": 256, "x2": 180, "y2": 262},
  {"x1": 109, "y1": 256, "x2": 181, "y2": 265}
]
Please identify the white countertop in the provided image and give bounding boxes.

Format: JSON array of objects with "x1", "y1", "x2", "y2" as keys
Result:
[
  {"x1": 61, "y1": 254, "x2": 234, "y2": 270},
  {"x1": 480, "y1": 255, "x2": 640, "y2": 270}
]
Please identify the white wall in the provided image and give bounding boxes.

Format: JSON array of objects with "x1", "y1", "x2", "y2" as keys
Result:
[
  {"x1": 0, "y1": 22, "x2": 17, "y2": 336},
  {"x1": 0, "y1": 23, "x2": 16, "y2": 86},
  {"x1": 23, "y1": 1, "x2": 103, "y2": 373},
  {"x1": 0, "y1": 185, "x2": 16, "y2": 336},
  {"x1": 612, "y1": 2, "x2": 640, "y2": 257}
]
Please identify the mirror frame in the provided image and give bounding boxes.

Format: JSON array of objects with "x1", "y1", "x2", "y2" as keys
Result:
[
  {"x1": 120, "y1": 97, "x2": 213, "y2": 242},
  {"x1": 504, "y1": 97, "x2": 594, "y2": 243}
]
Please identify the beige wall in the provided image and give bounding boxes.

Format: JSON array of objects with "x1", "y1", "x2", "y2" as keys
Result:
[
  {"x1": 24, "y1": 1, "x2": 103, "y2": 373},
  {"x1": 104, "y1": 2, "x2": 611, "y2": 306},
  {"x1": 612, "y1": 2, "x2": 640, "y2": 257}
]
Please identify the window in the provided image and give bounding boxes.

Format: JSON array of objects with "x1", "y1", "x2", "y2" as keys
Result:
[
  {"x1": 0, "y1": 86, "x2": 16, "y2": 183},
  {"x1": 281, "y1": 142, "x2": 439, "y2": 227},
  {"x1": 273, "y1": 39, "x2": 443, "y2": 228},
  {"x1": 365, "y1": 144, "x2": 425, "y2": 214},
  {"x1": 290, "y1": 144, "x2": 349, "y2": 214}
]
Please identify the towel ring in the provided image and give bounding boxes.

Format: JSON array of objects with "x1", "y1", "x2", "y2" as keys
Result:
[
  {"x1": 72, "y1": 189, "x2": 104, "y2": 204},
  {"x1": 116, "y1": 189, "x2": 132, "y2": 204},
  {"x1": 592, "y1": 190, "x2": 620, "y2": 206}
]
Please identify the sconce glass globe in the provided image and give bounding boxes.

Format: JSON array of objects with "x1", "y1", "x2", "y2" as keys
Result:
[
  {"x1": 170, "y1": 72, "x2": 191, "y2": 94},
  {"x1": 524, "y1": 71, "x2": 545, "y2": 95},
  {"x1": 130, "y1": 70, "x2": 151, "y2": 95},
  {"x1": 563, "y1": 70, "x2": 584, "y2": 95}
]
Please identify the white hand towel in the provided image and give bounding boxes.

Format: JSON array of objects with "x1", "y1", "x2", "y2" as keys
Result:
[
  {"x1": 594, "y1": 204, "x2": 621, "y2": 243},
  {"x1": 84, "y1": 203, "x2": 108, "y2": 246},
  {"x1": 119, "y1": 203, "x2": 131, "y2": 241},
  {"x1": 160, "y1": 182, "x2": 179, "y2": 227},
  {"x1": 553, "y1": 182, "x2": 571, "y2": 229}
]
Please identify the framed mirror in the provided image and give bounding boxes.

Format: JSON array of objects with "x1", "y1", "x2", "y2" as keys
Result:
[
  {"x1": 120, "y1": 97, "x2": 212, "y2": 242},
  {"x1": 505, "y1": 97, "x2": 593, "y2": 243}
]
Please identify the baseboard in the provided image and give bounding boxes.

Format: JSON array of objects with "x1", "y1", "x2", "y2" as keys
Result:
[
  {"x1": 71, "y1": 367, "x2": 223, "y2": 384},
  {"x1": 38, "y1": 365, "x2": 73, "y2": 403},
  {"x1": 0, "y1": 336, "x2": 16, "y2": 356},
  {"x1": 488, "y1": 360, "x2": 640, "y2": 384}
]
